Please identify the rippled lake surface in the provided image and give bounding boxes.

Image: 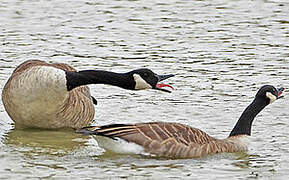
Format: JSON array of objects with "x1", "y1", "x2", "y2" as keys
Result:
[{"x1": 1, "y1": 0, "x2": 289, "y2": 179}]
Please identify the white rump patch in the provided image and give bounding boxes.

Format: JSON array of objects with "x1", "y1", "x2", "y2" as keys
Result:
[
  {"x1": 266, "y1": 92, "x2": 277, "y2": 104},
  {"x1": 133, "y1": 74, "x2": 152, "y2": 90},
  {"x1": 94, "y1": 136, "x2": 146, "y2": 155}
]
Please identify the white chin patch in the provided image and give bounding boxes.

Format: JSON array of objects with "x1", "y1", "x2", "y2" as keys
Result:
[
  {"x1": 133, "y1": 74, "x2": 152, "y2": 90},
  {"x1": 266, "y1": 92, "x2": 277, "y2": 104}
]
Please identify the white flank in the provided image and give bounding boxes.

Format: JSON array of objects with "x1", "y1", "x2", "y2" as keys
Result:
[
  {"x1": 94, "y1": 136, "x2": 146, "y2": 155},
  {"x1": 234, "y1": 135, "x2": 250, "y2": 151},
  {"x1": 133, "y1": 74, "x2": 152, "y2": 90},
  {"x1": 266, "y1": 92, "x2": 277, "y2": 104}
]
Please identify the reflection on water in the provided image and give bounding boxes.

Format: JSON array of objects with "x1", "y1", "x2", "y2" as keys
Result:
[
  {"x1": 1, "y1": 0, "x2": 289, "y2": 179},
  {"x1": 4, "y1": 128, "x2": 88, "y2": 153}
]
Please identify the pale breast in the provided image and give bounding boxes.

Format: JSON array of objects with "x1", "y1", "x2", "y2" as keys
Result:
[
  {"x1": 2, "y1": 60, "x2": 95, "y2": 129},
  {"x1": 2, "y1": 66, "x2": 68, "y2": 127}
]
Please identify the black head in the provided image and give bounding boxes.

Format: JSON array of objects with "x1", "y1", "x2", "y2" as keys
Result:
[
  {"x1": 255, "y1": 85, "x2": 284, "y2": 104},
  {"x1": 128, "y1": 68, "x2": 174, "y2": 92}
]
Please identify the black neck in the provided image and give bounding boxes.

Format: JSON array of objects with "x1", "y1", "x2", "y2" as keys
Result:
[
  {"x1": 65, "y1": 70, "x2": 134, "y2": 91},
  {"x1": 229, "y1": 97, "x2": 268, "y2": 136}
]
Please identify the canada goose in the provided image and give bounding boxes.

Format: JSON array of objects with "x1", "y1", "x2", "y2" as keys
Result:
[
  {"x1": 2, "y1": 60, "x2": 174, "y2": 129},
  {"x1": 77, "y1": 85, "x2": 284, "y2": 158}
]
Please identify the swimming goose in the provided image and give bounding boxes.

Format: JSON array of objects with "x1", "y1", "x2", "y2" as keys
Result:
[
  {"x1": 77, "y1": 85, "x2": 284, "y2": 158},
  {"x1": 2, "y1": 60, "x2": 174, "y2": 129}
]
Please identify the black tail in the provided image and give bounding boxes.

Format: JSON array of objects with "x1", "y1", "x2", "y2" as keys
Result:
[
  {"x1": 76, "y1": 126, "x2": 99, "y2": 136},
  {"x1": 76, "y1": 124, "x2": 131, "y2": 139}
]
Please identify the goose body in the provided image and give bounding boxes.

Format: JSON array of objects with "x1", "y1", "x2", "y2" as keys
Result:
[
  {"x1": 80, "y1": 122, "x2": 250, "y2": 158},
  {"x1": 77, "y1": 85, "x2": 284, "y2": 158},
  {"x1": 2, "y1": 60, "x2": 174, "y2": 129}
]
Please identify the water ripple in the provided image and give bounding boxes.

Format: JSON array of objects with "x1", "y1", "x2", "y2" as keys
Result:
[{"x1": 0, "y1": 0, "x2": 289, "y2": 179}]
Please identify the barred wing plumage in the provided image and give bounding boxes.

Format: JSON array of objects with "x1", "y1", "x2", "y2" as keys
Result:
[{"x1": 77, "y1": 122, "x2": 238, "y2": 158}]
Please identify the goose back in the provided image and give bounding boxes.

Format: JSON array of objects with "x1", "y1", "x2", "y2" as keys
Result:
[{"x1": 83, "y1": 122, "x2": 249, "y2": 158}]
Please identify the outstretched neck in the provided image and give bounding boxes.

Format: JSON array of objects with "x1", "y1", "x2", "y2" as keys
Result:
[
  {"x1": 229, "y1": 98, "x2": 268, "y2": 137},
  {"x1": 65, "y1": 70, "x2": 134, "y2": 91}
]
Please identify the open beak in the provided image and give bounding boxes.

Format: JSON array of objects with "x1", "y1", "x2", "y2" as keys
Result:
[
  {"x1": 155, "y1": 74, "x2": 175, "y2": 93},
  {"x1": 277, "y1": 87, "x2": 285, "y2": 99}
]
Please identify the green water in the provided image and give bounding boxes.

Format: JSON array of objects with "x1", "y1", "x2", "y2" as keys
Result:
[{"x1": 1, "y1": 0, "x2": 289, "y2": 179}]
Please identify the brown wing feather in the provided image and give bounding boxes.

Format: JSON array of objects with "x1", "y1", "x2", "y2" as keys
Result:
[{"x1": 89, "y1": 122, "x2": 220, "y2": 158}]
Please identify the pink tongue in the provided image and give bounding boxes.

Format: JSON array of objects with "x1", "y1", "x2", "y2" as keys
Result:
[
  {"x1": 156, "y1": 83, "x2": 174, "y2": 90},
  {"x1": 278, "y1": 91, "x2": 283, "y2": 97}
]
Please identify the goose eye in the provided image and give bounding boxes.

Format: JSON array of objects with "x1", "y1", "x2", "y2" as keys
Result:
[{"x1": 142, "y1": 73, "x2": 149, "y2": 78}]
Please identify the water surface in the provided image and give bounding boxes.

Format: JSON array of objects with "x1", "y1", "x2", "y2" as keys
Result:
[{"x1": 1, "y1": 0, "x2": 289, "y2": 179}]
